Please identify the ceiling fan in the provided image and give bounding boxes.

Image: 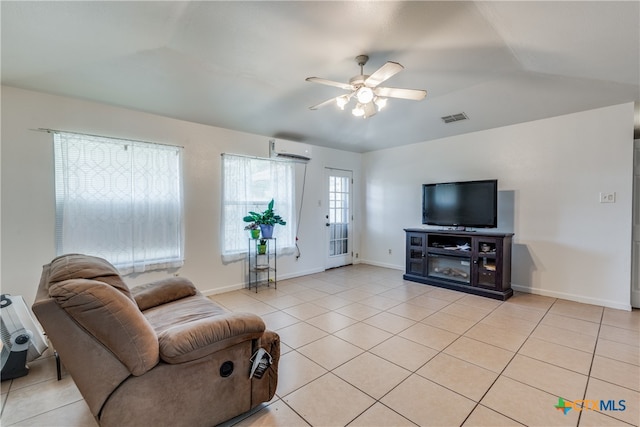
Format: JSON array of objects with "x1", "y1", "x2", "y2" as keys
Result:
[{"x1": 306, "y1": 55, "x2": 427, "y2": 119}]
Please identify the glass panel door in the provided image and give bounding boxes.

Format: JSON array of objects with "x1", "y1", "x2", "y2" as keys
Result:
[{"x1": 325, "y1": 168, "x2": 353, "y2": 269}]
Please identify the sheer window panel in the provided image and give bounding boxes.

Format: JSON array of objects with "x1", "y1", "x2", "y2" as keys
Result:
[
  {"x1": 54, "y1": 132, "x2": 184, "y2": 274},
  {"x1": 221, "y1": 154, "x2": 295, "y2": 262}
]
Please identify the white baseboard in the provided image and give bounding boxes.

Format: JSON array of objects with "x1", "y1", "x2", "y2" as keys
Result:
[
  {"x1": 511, "y1": 284, "x2": 632, "y2": 311},
  {"x1": 202, "y1": 283, "x2": 245, "y2": 297},
  {"x1": 201, "y1": 267, "x2": 327, "y2": 296},
  {"x1": 201, "y1": 267, "x2": 632, "y2": 312},
  {"x1": 279, "y1": 267, "x2": 326, "y2": 279},
  {"x1": 358, "y1": 259, "x2": 404, "y2": 271}
]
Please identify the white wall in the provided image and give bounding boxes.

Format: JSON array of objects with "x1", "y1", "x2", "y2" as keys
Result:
[
  {"x1": 2, "y1": 86, "x2": 634, "y2": 311},
  {"x1": 362, "y1": 103, "x2": 635, "y2": 310},
  {"x1": 1, "y1": 86, "x2": 362, "y2": 305}
]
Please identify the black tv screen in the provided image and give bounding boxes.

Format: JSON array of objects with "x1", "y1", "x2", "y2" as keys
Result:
[{"x1": 422, "y1": 179, "x2": 498, "y2": 228}]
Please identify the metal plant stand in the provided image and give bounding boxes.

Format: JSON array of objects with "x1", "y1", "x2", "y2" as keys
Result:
[{"x1": 248, "y1": 237, "x2": 276, "y2": 293}]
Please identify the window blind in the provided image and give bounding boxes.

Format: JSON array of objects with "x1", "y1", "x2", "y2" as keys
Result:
[{"x1": 54, "y1": 132, "x2": 184, "y2": 274}]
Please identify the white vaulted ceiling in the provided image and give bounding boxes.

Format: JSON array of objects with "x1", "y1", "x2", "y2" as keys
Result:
[{"x1": 2, "y1": 1, "x2": 638, "y2": 152}]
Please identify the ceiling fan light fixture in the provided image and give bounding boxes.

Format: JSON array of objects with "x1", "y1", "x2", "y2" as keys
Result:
[
  {"x1": 306, "y1": 55, "x2": 426, "y2": 119},
  {"x1": 374, "y1": 97, "x2": 387, "y2": 111},
  {"x1": 336, "y1": 95, "x2": 350, "y2": 110},
  {"x1": 356, "y1": 86, "x2": 374, "y2": 104}
]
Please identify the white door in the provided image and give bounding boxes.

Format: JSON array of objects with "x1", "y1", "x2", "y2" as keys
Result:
[
  {"x1": 325, "y1": 168, "x2": 353, "y2": 269},
  {"x1": 632, "y1": 139, "x2": 640, "y2": 308}
]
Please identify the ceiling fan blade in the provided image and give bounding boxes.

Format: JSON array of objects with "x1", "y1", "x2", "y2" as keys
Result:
[
  {"x1": 309, "y1": 96, "x2": 340, "y2": 110},
  {"x1": 305, "y1": 77, "x2": 353, "y2": 91},
  {"x1": 364, "y1": 61, "x2": 404, "y2": 87},
  {"x1": 375, "y1": 86, "x2": 427, "y2": 101}
]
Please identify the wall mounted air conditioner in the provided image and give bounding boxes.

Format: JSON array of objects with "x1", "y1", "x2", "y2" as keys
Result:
[
  {"x1": 1, "y1": 294, "x2": 48, "y2": 380},
  {"x1": 269, "y1": 139, "x2": 312, "y2": 162}
]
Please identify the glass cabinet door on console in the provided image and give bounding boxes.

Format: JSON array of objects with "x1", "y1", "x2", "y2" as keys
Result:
[
  {"x1": 474, "y1": 238, "x2": 500, "y2": 290},
  {"x1": 406, "y1": 233, "x2": 427, "y2": 276}
]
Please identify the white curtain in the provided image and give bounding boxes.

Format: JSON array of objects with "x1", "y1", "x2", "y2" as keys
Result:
[
  {"x1": 221, "y1": 154, "x2": 295, "y2": 262},
  {"x1": 54, "y1": 132, "x2": 184, "y2": 274}
]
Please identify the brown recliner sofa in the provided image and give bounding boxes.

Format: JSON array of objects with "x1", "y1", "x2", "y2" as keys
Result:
[{"x1": 32, "y1": 254, "x2": 279, "y2": 427}]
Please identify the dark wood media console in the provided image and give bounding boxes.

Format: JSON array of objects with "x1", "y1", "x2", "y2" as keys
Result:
[{"x1": 404, "y1": 228, "x2": 514, "y2": 300}]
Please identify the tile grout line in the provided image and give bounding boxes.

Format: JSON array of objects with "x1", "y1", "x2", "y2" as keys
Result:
[
  {"x1": 337, "y1": 293, "x2": 507, "y2": 426},
  {"x1": 340, "y1": 292, "x2": 499, "y2": 424},
  {"x1": 575, "y1": 305, "x2": 603, "y2": 426},
  {"x1": 5, "y1": 398, "x2": 87, "y2": 427},
  {"x1": 0, "y1": 379, "x2": 11, "y2": 419},
  {"x1": 458, "y1": 296, "x2": 558, "y2": 426},
  {"x1": 272, "y1": 284, "x2": 567, "y2": 426},
  {"x1": 572, "y1": 306, "x2": 637, "y2": 426},
  {"x1": 222, "y1": 274, "x2": 639, "y2": 426},
  {"x1": 273, "y1": 289, "x2": 486, "y2": 426}
]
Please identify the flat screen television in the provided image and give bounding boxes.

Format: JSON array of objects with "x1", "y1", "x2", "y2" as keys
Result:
[{"x1": 422, "y1": 179, "x2": 498, "y2": 228}]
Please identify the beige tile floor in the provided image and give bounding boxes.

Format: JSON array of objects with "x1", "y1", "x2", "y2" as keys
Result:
[{"x1": 2, "y1": 264, "x2": 639, "y2": 426}]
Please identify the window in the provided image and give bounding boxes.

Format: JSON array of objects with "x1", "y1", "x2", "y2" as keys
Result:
[
  {"x1": 221, "y1": 154, "x2": 295, "y2": 261},
  {"x1": 54, "y1": 132, "x2": 184, "y2": 274}
]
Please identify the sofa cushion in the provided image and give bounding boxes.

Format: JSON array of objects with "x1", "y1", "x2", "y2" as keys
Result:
[
  {"x1": 143, "y1": 295, "x2": 265, "y2": 364},
  {"x1": 142, "y1": 293, "x2": 229, "y2": 331},
  {"x1": 131, "y1": 277, "x2": 197, "y2": 311},
  {"x1": 49, "y1": 278, "x2": 159, "y2": 376},
  {"x1": 48, "y1": 254, "x2": 134, "y2": 302}
]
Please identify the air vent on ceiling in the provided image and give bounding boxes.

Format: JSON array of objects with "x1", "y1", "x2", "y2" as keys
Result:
[{"x1": 441, "y1": 112, "x2": 468, "y2": 124}]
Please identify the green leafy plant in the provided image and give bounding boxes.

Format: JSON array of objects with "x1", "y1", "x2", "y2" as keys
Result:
[
  {"x1": 245, "y1": 222, "x2": 260, "y2": 238},
  {"x1": 256, "y1": 239, "x2": 268, "y2": 254},
  {"x1": 243, "y1": 199, "x2": 287, "y2": 226}
]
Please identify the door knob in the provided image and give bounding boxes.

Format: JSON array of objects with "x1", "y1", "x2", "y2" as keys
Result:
[{"x1": 326, "y1": 223, "x2": 330, "y2": 227}]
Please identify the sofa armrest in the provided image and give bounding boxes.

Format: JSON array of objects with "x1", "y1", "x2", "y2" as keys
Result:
[
  {"x1": 131, "y1": 277, "x2": 197, "y2": 311},
  {"x1": 158, "y1": 312, "x2": 266, "y2": 364}
]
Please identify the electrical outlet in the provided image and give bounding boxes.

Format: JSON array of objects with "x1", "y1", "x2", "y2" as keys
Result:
[{"x1": 599, "y1": 192, "x2": 616, "y2": 203}]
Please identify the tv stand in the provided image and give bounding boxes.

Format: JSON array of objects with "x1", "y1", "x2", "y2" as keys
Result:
[{"x1": 403, "y1": 229, "x2": 514, "y2": 300}]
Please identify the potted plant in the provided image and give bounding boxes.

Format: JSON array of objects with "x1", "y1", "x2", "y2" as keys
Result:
[
  {"x1": 244, "y1": 223, "x2": 260, "y2": 239},
  {"x1": 243, "y1": 199, "x2": 286, "y2": 239},
  {"x1": 257, "y1": 239, "x2": 267, "y2": 255}
]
